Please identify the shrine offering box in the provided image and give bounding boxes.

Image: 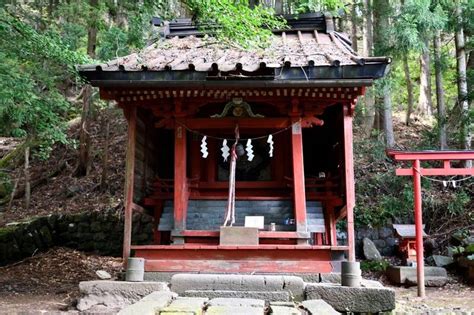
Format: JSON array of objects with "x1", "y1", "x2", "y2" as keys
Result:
[{"x1": 220, "y1": 226, "x2": 259, "y2": 245}]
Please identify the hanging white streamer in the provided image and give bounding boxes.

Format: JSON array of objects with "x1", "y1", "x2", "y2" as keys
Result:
[
  {"x1": 267, "y1": 134, "x2": 274, "y2": 157},
  {"x1": 200, "y1": 136, "x2": 208, "y2": 158},
  {"x1": 246, "y1": 139, "x2": 254, "y2": 161},
  {"x1": 221, "y1": 139, "x2": 230, "y2": 162}
]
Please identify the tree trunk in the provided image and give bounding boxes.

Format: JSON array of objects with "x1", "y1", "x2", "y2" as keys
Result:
[
  {"x1": 454, "y1": 1, "x2": 471, "y2": 165},
  {"x1": 403, "y1": 54, "x2": 415, "y2": 125},
  {"x1": 75, "y1": 85, "x2": 92, "y2": 176},
  {"x1": 100, "y1": 107, "x2": 110, "y2": 192},
  {"x1": 24, "y1": 146, "x2": 30, "y2": 209},
  {"x1": 360, "y1": 0, "x2": 375, "y2": 137},
  {"x1": 418, "y1": 46, "x2": 433, "y2": 116},
  {"x1": 372, "y1": 0, "x2": 395, "y2": 147},
  {"x1": 351, "y1": 0, "x2": 358, "y2": 53},
  {"x1": 383, "y1": 83, "x2": 395, "y2": 147},
  {"x1": 433, "y1": 31, "x2": 447, "y2": 149},
  {"x1": 86, "y1": 0, "x2": 98, "y2": 58},
  {"x1": 76, "y1": 0, "x2": 98, "y2": 176}
]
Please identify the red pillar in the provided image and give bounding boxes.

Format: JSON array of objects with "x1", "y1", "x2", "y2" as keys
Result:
[
  {"x1": 413, "y1": 159, "x2": 425, "y2": 297},
  {"x1": 173, "y1": 124, "x2": 188, "y2": 240},
  {"x1": 123, "y1": 106, "x2": 136, "y2": 265},
  {"x1": 343, "y1": 105, "x2": 356, "y2": 262},
  {"x1": 291, "y1": 120, "x2": 307, "y2": 235}
]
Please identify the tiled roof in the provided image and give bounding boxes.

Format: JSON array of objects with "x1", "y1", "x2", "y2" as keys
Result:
[{"x1": 82, "y1": 31, "x2": 372, "y2": 73}]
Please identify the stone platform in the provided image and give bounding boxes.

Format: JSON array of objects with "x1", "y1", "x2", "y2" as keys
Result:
[{"x1": 77, "y1": 274, "x2": 396, "y2": 314}]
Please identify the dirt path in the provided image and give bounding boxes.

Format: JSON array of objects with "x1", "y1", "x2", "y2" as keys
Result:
[{"x1": 393, "y1": 285, "x2": 474, "y2": 313}]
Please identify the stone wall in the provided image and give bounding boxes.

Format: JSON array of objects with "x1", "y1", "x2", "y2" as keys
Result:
[
  {"x1": 355, "y1": 227, "x2": 398, "y2": 257},
  {"x1": 337, "y1": 226, "x2": 398, "y2": 257},
  {"x1": 0, "y1": 211, "x2": 153, "y2": 266}
]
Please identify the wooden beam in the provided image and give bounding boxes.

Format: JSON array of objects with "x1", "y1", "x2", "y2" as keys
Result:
[
  {"x1": 396, "y1": 168, "x2": 474, "y2": 176},
  {"x1": 171, "y1": 118, "x2": 291, "y2": 130},
  {"x1": 291, "y1": 119, "x2": 307, "y2": 237},
  {"x1": 123, "y1": 106, "x2": 137, "y2": 266},
  {"x1": 343, "y1": 105, "x2": 356, "y2": 262},
  {"x1": 387, "y1": 150, "x2": 474, "y2": 161}
]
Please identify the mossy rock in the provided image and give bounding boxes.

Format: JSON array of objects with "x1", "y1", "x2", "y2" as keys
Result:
[
  {"x1": 0, "y1": 172, "x2": 12, "y2": 198},
  {"x1": 0, "y1": 226, "x2": 16, "y2": 242}
]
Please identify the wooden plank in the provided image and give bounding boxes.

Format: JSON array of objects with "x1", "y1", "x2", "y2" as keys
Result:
[
  {"x1": 131, "y1": 244, "x2": 349, "y2": 251},
  {"x1": 174, "y1": 124, "x2": 188, "y2": 234},
  {"x1": 343, "y1": 105, "x2": 356, "y2": 262},
  {"x1": 291, "y1": 120, "x2": 307, "y2": 234},
  {"x1": 143, "y1": 259, "x2": 334, "y2": 273},
  {"x1": 122, "y1": 106, "x2": 137, "y2": 266}
]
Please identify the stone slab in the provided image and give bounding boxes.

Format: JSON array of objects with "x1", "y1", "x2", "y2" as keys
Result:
[
  {"x1": 270, "y1": 305, "x2": 301, "y2": 315},
  {"x1": 160, "y1": 297, "x2": 208, "y2": 315},
  {"x1": 319, "y1": 273, "x2": 341, "y2": 283},
  {"x1": 301, "y1": 299, "x2": 339, "y2": 315},
  {"x1": 305, "y1": 283, "x2": 395, "y2": 313},
  {"x1": 219, "y1": 226, "x2": 259, "y2": 245},
  {"x1": 206, "y1": 306, "x2": 264, "y2": 315},
  {"x1": 386, "y1": 266, "x2": 447, "y2": 285},
  {"x1": 171, "y1": 274, "x2": 304, "y2": 300},
  {"x1": 143, "y1": 272, "x2": 320, "y2": 283},
  {"x1": 183, "y1": 290, "x2": 290, "y2": 301},
  {"x1": 118, "y1": 292, "x2": 176, "y2": 315},
  {"x1": 405, "y1": 276, "x2": 448, "y2": 287},
  {"x1": 77, "y1": 281, "x2": 170, "y2": 311},
  {"x1": 208, "y1": 298, "x2": 265, "y2": 307}
]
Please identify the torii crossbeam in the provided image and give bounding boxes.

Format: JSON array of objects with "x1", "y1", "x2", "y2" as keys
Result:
[{"x1": 387, "y1": 149, "x2": 474, "y2": 298}]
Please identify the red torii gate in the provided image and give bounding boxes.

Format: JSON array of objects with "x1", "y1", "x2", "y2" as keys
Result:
[{"x1": 387, "y1": 150, "x2": 474, "y2": 298}]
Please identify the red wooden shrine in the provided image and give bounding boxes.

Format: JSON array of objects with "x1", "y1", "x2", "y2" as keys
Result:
[{"x1": 79, "y1": 13, "x2": 390, "y2": 274}]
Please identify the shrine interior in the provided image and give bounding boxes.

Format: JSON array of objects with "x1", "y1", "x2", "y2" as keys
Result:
[{"x1": 132, "y1": 100, "x2": 347, "y2": 246}]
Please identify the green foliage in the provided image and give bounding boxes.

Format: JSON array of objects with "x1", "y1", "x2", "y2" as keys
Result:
[
  {"x1": 97, "y1": 27, "x2": 130, "y2": 61},
  {"x1": 360, "y1": 259, "x2": 390, "y2": 271},
  {"x1": 0, "y1": 8, "x2": 88, "y2": 157},
  {"x1": 392, "y1": 0, "x2": 447, "y2": 54},
  {"x1": 292, "y1": 0, "x2": 345, "y2": 14},
  {"x1": 185, "y1": 0, "x2": 286, "y2": 49}
]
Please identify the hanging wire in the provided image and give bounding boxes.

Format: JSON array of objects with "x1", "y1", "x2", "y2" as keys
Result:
[{"x1": 175, "y1": 119, "x2": 300, "y2": 142}]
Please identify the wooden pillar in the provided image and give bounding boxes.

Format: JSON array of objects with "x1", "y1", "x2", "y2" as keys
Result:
[
  {"x1": 291, "y1": 120, "x2": 307, "y2": 235},
  {"x1": 173, "y1": 122, "x2": 188, "y2": 242},
  {"x1": 413, "y1": 159, "x2": 425, "y2": 297},
  {"x1": 324, "y1": 202, "x2": 337, "y2": 246},
  {"x1": 123, "y1": 106, "x2": 137, "y2": 265},
  {"x1": 343, "y1": 105, "x2": 356, "y2": 262}
]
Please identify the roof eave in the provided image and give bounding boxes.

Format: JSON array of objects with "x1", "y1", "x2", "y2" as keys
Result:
[{"x1": 79, "y1": 62, "x2": 390, "y2": 88}]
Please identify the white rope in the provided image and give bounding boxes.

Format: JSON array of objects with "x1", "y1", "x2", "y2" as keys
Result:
[
  {"x1": 176, "y1": 119, "x2": 300, "y2": 141},
  {"x1": 413, "y1": 167, "x2": 474, "y2": 186}
]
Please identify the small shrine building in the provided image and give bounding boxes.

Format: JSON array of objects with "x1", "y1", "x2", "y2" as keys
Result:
[{"x1": 79, "y1": 13, "x2": 390, "y2": 273}]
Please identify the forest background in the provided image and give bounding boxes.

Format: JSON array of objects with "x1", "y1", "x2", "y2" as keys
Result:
[{"x1": 0, "y1": 0, "x2": 472, "y2": 238}]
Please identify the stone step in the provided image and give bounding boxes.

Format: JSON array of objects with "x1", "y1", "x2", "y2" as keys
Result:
[
  {"x1": 183, "y1": 290, "x2": 290, "y2": 302},
  {"x1": 305, "y1": 283, "x2": 395, "y2": 313},
  {"x1": 300, "y1": 299, "x2": 339, "y2": 315},
  {"x1": 159, "y1": 297, "x2": 208, "y2": 315},
  {"x1": 171, "y1": 274, "x2": 304, "y2": 301}
]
